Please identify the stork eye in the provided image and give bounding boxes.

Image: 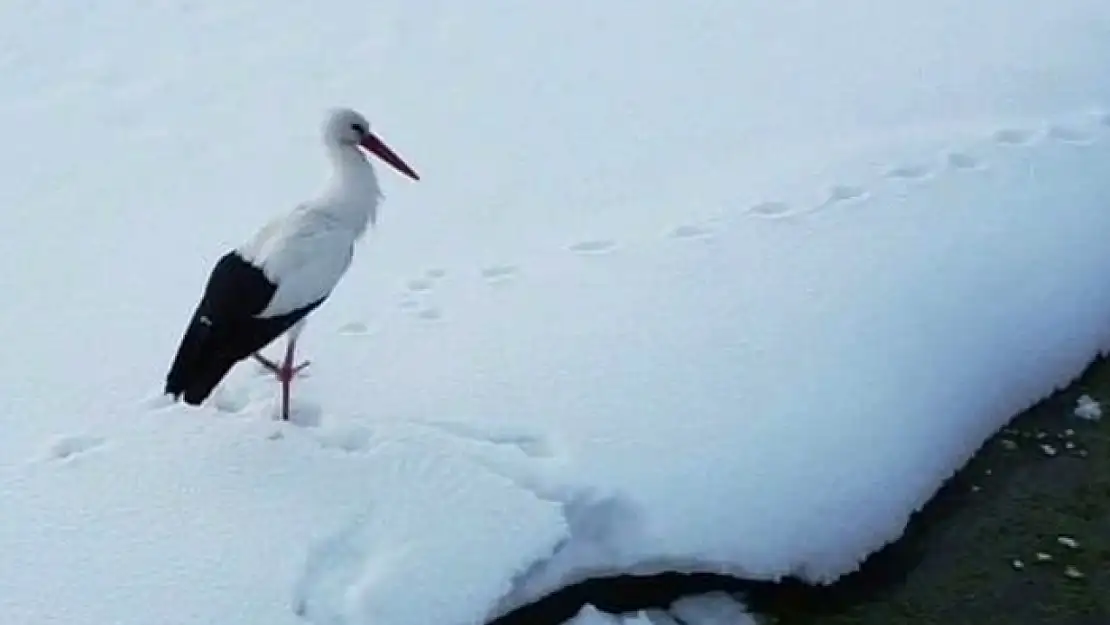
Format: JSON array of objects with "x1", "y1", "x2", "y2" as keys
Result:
[{"x1": 351, "y1": 122, "x2": 367, "y2": 135}]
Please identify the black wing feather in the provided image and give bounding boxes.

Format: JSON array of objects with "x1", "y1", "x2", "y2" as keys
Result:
[{"x1": 164, "y1": 251, "x2": 326, "y2": 405}]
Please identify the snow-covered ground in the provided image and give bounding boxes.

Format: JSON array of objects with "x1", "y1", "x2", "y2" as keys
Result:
[
  {"x1": 565, "y1": 594, "x2": 757, "y2": 625},
  {"x1": 3, "y1": 2, "x2": 1110, "y2": 624}
]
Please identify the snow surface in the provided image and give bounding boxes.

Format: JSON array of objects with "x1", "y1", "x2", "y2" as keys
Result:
[
  {"x1": 565, "y1": 596, "x2": 757, "y2": 625},
  {"x1": 1073, "y1": 395, "x2": 1103, "y2": 421},
  {"x1": 470, "y1": 593, "x2": 757, "y2": 625},
  {"x1": 3, "y1": 1, "x2": 1110, "y2": 625}
]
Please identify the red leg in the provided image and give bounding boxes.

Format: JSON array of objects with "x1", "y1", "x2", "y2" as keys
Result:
[
  {"x1": 251, "y1": 335, "x2": 312, "y2": 421},
  {"x1": 279, "y1": 338, "x2": 295, "y2": 421}
]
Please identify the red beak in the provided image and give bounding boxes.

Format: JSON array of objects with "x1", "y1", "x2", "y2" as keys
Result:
[{"x1": 359, "y1": 132, "x2": 420, "y2": 181}]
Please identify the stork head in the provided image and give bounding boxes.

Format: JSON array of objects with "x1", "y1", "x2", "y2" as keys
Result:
[{"x1": 323, "y1": 107, "x2": 420, "y2": 181}]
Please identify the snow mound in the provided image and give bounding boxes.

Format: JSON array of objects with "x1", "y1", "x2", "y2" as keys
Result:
[
  {"x1": 1073, "y1": 395, "x2": 1103, "y2": 421},
  {"x1": 561, "y1": 593, "x2": 758, "y2": 625},
  {"x1": 295, "y1": 111, "x2": 1110, "y2": 624},
  {"x1": 292, "y1": 436, "x2": 567, "y2": 625}
]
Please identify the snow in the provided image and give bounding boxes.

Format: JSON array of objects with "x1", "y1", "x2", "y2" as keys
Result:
[
  {"x1": 669, "y1": 593, "x2": 758, "y2": 625},
  {"x1": 1073, "y1": 394, "x2": 1103, "y2": 421},
  {"x1": 564, "y1": 607, "x2": 695, "y2": 625},
  {"x1": 3, "y1": 1, "x2": 1110, "y2": 625},
  {"x1": 291, "y1": 433, "x2": 566, "y2": 625},
  {"x1": 566, "y1": 606, "x2": 621, "y2": 625}
]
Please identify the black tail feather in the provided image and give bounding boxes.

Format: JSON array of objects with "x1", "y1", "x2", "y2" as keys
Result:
[
  {"x1": 164, "y1": 315, "x2": 243, "y2": 405},
  {"x1": 181, "y1": 355, "x2": 238, "y2": 406},
  {"x1": 164, "y1": 315, "x2": 220, "y2": 403}
]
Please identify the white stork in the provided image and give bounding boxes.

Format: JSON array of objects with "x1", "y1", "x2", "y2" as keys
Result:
[{"x1": 164, "y1": 107, "x2": 419, "y2": 420}]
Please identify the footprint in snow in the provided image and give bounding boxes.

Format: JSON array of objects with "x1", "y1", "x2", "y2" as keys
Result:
[
  {"x1": 398, "y1": 298, "x2": 420, "y2": 311},
  {"x1": 992, "y1": 128, "x2": 1036, "y2": 146},
  {"x1": 569, "y1": 239, "x2": 617, "y2": 255},
  {"x1": 1046, "y1": 124, "x2": 1095, "y2": 145},
  {"x1": 337, "y1": 321, "x2": 372, "y2": 336},
  {"x1": 46, "y1": 434, "x2": 106, "y2": 461},
  {"x1": 746, "y1": 200, "x2": 794, "y2": 218},
  {"x1": 416, "y1": 307, "x2": 442, "y2": 321},
  {"x1": 481, "y1": 264, "x2": 518, "y2": 283},
  {"x1": 668, "y1": 224, "x2": 714, "y2": 241},
  {"x1": 825, "y1": 184, "x2": 868, "y2": 204},
  {"x1": 945, "y1": 151, "x2": 983, "y2": 171},
  {"x1": 884, "y1": 164, "x2": 932, "y2": 181},
  {"x1": 424, "y1": 268, "x2": 447, "y2": 280},
  {"x1": 405, "y1": 278, "x2": 434, "y2": 293}
]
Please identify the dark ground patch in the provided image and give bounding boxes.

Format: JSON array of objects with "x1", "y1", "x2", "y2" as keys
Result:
[
  {"x1": 745, "y1": 353, "x2": 1110, "y2": 625},
  {"x1": 492, "y1": 355, "x2": 1110, "y2": 625}
]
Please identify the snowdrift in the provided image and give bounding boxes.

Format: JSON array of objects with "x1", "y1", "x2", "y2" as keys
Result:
[{"x1": 292, "y1": 113, "x2": 1110, "y2": 625}]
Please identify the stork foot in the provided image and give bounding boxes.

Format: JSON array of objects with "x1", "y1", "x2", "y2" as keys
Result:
[
  {"x1": 252, "y1": 340, "x2": 309, "y2": 422},
  {"x1": 252, "y1": 353, "x2": 280, "y2": 374},
  {"x1": 252, "y1": 353, "x2": 311, "y2": 381}
]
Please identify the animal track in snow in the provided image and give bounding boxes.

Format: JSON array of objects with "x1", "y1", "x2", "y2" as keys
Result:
[
  {"x1": 46, "y1": 434, "x2": 106, "y2": 461},
  {"x1": 337, "y1": 321, "x2": 371, "y2": 336},
  {"x1": 746, "y1": 200, "x2": 793, "y2": 217},
  {"x1": 884, "y1": 164, "x2": 932, "y2": 181},
  {"x1": 825, "y1": 184, "x2": 868, "y2": 204},
  {"x1": 992, "y1": 128, "x2": 1036, "y2": 146},
  {"x1": 416, "y1": 307, "x2": 443, "y2": 321},
  {"x1": 946, "y1": 151, "x2": 983, "y2": 171},
  {"x1": 1047, "y1": 124, "x2": 1095, "y2": 145},
  {"x1": 668, "y1": 224, "x2": 714, "y2": 240},
  {"x1": 398, "y1": 298, "x2": 420, "y2": 311},
  {"x1": 424, "y1": 268, "x2": 447, "y2": 280},
  {"x1": 480, "y1": 264, "x2": 518, "y2": 283},
  {"x1": 405, "y1": 278, "x2": 434, "y2": 293},
  {"x1": 569, "y1": 239, "x2": 617, "y2": 254}
]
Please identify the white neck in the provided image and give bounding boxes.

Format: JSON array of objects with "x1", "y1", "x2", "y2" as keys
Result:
[{"x1": 315, "y1": 142, "x2": 383, "y2": 238}]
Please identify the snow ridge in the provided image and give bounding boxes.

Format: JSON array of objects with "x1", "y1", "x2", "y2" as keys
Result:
[{"x1": 291, "y1": 107, "x2": 1110, "y2": 625}]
